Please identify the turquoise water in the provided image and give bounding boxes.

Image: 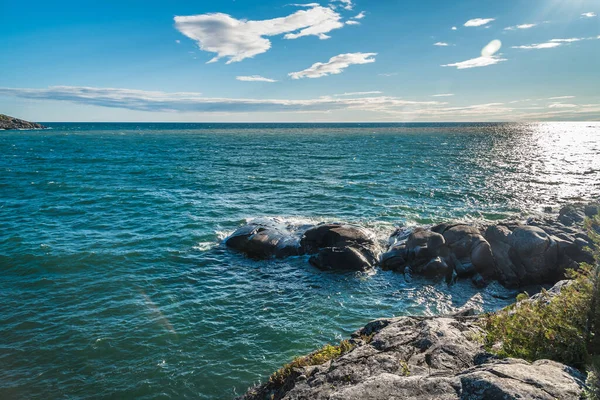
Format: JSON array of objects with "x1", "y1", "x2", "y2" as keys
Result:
[{"x1": 1, "y1": 122, "x2": 599, "y2": 399}]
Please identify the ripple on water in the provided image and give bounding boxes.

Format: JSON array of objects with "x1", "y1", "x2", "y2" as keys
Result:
[{"x1": 0, "y1": 122, "x2": 599, "y2": 399}]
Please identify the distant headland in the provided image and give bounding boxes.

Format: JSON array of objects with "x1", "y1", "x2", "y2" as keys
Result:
[{"x1": 0, "y1": 114, "x2": 46, "y2": 130}]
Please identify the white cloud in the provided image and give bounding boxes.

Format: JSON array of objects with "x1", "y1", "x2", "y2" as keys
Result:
[
  {"x1": 334, "y1": 91, "x2": 383, "y2": 96},
  {"x1": 236, "y1": 75, "x2": 277, "y2": 82},
  {"x1": 549, "y1": 96, "x2": 575, "y2": 100},
  {"x1": 174, "y1": 5, "x2": 344, "y2": 64},
  {"x1": 582, "y1": 12, "x2": 597, "y2": 18},
  {"x1": 548, "y1": 103, "x2": 578, "y2": 108},
  {"x1": 434, "y1": 42, "x2": 449, "y2": 46},
  {"x1": 442, "y1": 55, "x2": 507, "y2": 69},
  {"x1": 432, "y1": 93, "x2": 454, "y2": 97},
  {"x1": 175, "y1": 40, "x2": 181, "y2": 44},
  {"x1": 550, "y1": 38, "x2": 584, "y2": 43},
  {"x1": 331, "y1": 0, "x2": 353, "y2": 10},
  {"x1": 464, "y1": 18, "x2": 495, "y2": 27},
  {"x1": 512, "y1": 37, "x2": 587, "y2": 50},
  {"x1": 379, "y1": 72, "x2": 398, "y2": 77},
  {"x1": 451, "y1": 26, "x2": 457, "y2": 30},
  {"x1": 352, "y1": 11, "x2": 365, "y2": 19},
  {"x1": 481, "y1": 39, "x2": 502, "y2": 56},
  {"x1": 289, "y1": 52, "x2": 376, "y2": 79},
  {"x1": 345, "y1": 20, "x2": 360, "y2": 25},
  {"x1": 512, "y1": 42, "x2": 562, "y2": 49},
  {"x1": 504, "y1": 23, "x2": 537, "y2": 31}
]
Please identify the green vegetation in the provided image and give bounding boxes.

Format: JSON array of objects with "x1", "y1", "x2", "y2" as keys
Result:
[
  {"x1": 269, "y1": 340, "x2": 354, "y2": 386},
  {"x1": 482, "y1": 213, "x2": 600, "y2": 397}
]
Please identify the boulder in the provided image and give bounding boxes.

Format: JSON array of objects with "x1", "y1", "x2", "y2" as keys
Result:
[
  {"x1": 225, "y1": 220, "x2": 303, "y2": 259},
  {"x1": 485, "y1": 223, "x2": 589, "y2": 287},
  {"x1": 301, "y1": 224, "x2": 378, "y2": 271},
  {"x1": 301, "y1": 224, "x2": 375, "y2": 253},
  {"x1": 309, "y1": 246, "x2": 374, "y2": 272},
  {"x1": 380, "y1": 244, "x2": 407, "y2": 271},
  {"x1": 439, "y1": 225, "x2": 495, "y2": 278}
]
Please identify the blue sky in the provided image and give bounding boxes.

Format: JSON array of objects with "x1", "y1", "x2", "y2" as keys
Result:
[{"x1": 1, "y1": 0, "x2": 599, "y2": 122}]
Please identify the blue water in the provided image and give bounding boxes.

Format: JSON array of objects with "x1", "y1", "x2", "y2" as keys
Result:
[{"x1": 1, "y1": 122, "x2": 599, "y2": 399}]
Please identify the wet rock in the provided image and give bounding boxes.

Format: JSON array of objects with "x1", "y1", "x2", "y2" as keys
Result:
[
  {"x1": 485, "y1": 223, "x2": 584, "y2": 287},
  {"x1": 380, "y1": 245, "x2": 407, "y2": 271},
  {"x1": 309, "y1": 246, "x2": 373, "y2": 272},
  {"x1": 225, "y1": 220, "x2": 304, "y2": 259},
  {"x1": 415, "y1": 256, "x2": 450, "y2": 278},
  {"x1": 439, "y1": 225, "x2": 495, "y2": 279},
  {"x1": 302, "y1": 224, "x2": 378, "y2": 271},
  {"x1": 301, "y1": 224, "x2": 375, "y2": 253}
]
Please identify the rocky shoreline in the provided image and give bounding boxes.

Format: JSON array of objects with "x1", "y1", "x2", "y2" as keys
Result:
[
  {"x1": 238, "y1": 286, "x2": 586, "y2": 399},
  {"x1": 226, "y1": 203, "x2": 598, "y2": 399},
  {"x1": 0, "y1": 114, "x2": 46, "y2": 130},
  {"x1": 226, "y1": 203, "x2": 598, "y2": 289}
]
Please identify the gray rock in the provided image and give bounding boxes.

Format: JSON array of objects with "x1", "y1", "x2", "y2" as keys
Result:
[
  {"x1": 239, "y1": 305, "x2": 584, "y2": 399},
  {"x1": 309, "y1": 246, "x2": 374, "y2": 272},
  {"x1": 459, "y1": 358, "x2": 585, "y2": 400},
  {"x1": 225, "y1": 220, "x2": 304, "y2": 259},
  {"x1": 301, "y1": 224, "x2": 375, "y2": 254},
  {"x1": 301, "y1": 224, "x2": 378, "y2": 271},
  {"x1": 0, "y1": 114, "x2": 46, "y2": 130}
]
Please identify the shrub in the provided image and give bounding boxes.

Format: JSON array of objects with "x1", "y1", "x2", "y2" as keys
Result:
[{"x1": 482, "y1": 212, "x2": 600, "y2": 391}]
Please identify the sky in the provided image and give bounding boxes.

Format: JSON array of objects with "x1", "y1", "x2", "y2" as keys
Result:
[{"x1": 0, "y1": 0, "x2": 599, "y2": 122}]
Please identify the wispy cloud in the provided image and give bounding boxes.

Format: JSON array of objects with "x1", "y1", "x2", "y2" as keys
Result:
[
  {"x1": 289, "y1": 52, "x2": 376, "y2": 79},
  {"x1": 512, "y1": 37, "x2": 588, "y2": 50},
  {"x1": 352, "y1": 11, "x2": 365, "y2": 19},
  {"x1": 236, "y1": 75, "x2": 277, "y2": 82},
  {"x1": 0, "y1": 86, "x2": 444, "y2": 114},
  {"x1": 512, "y1": 42, "x2": 561, "y2": 50},
  {"x1": 549, "y1": 96, "x2": 575, "y2": 100},
  {"x1": 504, "y1": 23, "x2": 537, "y2": 31},
  {"x1": 451, "y1": 26, "x2": 457, "y2": 30},
  {"x1": 550, "y1": 38, "x2": 584, "y2": 43},
  {"x1": 442, "y1": 56, "x2": 506, "y2": 69},
  {"x1": 434, "y1": 42, "x2": 449, "y2": 46},
  {"x1": 432, "y1": 93, "x2": 454, "y2": 97},
  {"x1": 333, "y1": 91, "x2": 383, "y2": 96},
  {"x1": 3, "y1": 86, "x2": 598, "y2": 121},
  {"x1": 581, "y1": 12, "x2": 597, "y2": 18},
  {"x1": 464, "y1": 18, "x2": 495, "y2": 27},
  {"x1": 174, "y1": 4, "x2": 344, "y2": 64},
  {"x1": 378, "y1": 72, "x2": 398, "y2": 77},
  {"x1": 548, "y1": 103, "x2": 578, "y2": 108},
  {"x1": 345, "y1": 20, "x2": 360, "y2": 25}
]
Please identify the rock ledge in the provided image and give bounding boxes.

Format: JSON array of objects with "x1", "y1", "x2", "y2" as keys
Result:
[{"x1": 0, "y1": 114, "x2": 46, "y2": 130}]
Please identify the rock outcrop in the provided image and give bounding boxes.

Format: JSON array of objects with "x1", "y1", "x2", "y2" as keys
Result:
[
  {"x1": 239, "y1": 301, "x2": 585, "y2": 399},
  {"x1": 225, "y1": 203, "x2": 597, "y2": 286},
  {"x1": 226, "y1": 221, "x2": 379, "y2": 271},
  {"x1": 0, "y1": 114, "x2": 46, "y2": 130},
  {"x1": 381, "y1": 203, "x2": 597, "y2": 288}
]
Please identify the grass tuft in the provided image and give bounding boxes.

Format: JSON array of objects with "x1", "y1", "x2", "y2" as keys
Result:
[{"x1": 269, "y1": 340, "x2": 354, "y2": 386}]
